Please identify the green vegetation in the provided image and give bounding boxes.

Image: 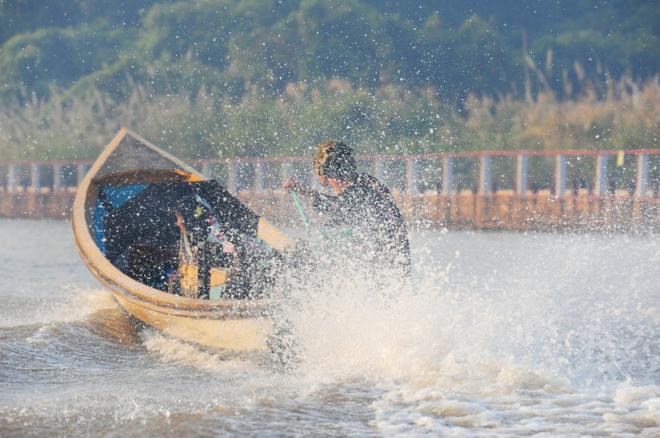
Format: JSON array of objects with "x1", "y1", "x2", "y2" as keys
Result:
[{"x1": 0, "y1": 0, "x2": 658, "y2": 159}]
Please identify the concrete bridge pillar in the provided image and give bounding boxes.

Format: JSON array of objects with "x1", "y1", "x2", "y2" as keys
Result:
[
  {"x1": 554, "y1": 155, "x2": 567, "y2": 197},
  {"x1": 7, "y1": 163, "x2": 18, "y2": 193},
  {"x1": 280, "y1": 161, "x2": 292, "y2": 189},
  {"x1": 441, "y1": 156, "x2": 453, "y2": 195},
  {"x1": 307, "y1": 161, "x2": 317, "y2": 187},
  {"x1": 201, "y1": 160, "x2": 211, "y2": 177},
  {"x1": 635, "y1": 154, "x2": 649, "y2": 198},
  {"x1": 405, "y1": 158, "x2": 418, "y2": 194},
  {"x1": 254, "y1": 161, "x2": 265, "y2": 191},
  {"x1": 76, "y1": 163, "x2": 89, "y2": 187},
  {"x1": 515, "y1": 154, "x2": 528, "y2": 196},
  {"x1": 310, "y1": 162, "x2": 324, "y2": 190},
  {"x1": 31, "y1": 163, "x2": 41, "y2": 192},
  {"x1": 594, "y1": 154, "x2": 609, "y2": 197},
  {"x1": 52, "y1": 163, "x2": 63, "y2": 192},
  {"x1": 372, "y1": 158, "x2": 384, "y2": 180},
  {"x1": 478, "y1": 155, "x2": 492, "y2": 194},
  {"x1": 226, "y1": 160, "x2": 237, "y2": 193}
]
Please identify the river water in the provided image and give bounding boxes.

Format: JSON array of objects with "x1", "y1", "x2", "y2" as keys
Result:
[{"x1": 0, "y1": 219, "x2": 658, "y2": 436}]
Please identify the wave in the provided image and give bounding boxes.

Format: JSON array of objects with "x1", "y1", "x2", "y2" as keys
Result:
[
  {"x1": 0, "y1": 288, "x2": 117, "y2": 328},
  {"x1": 141, "y1": 329, "x2": 262, "y2": 374}
]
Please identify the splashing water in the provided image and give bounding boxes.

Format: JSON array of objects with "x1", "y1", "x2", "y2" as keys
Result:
[
  {"x1": 1, "y1": 220, "x2": 658, "y2": 435},
  {"x1": 270, "y1": 230, "x2": 659, "y2": 434},
  {"x1": 282, "y1": 231, "x2": 657, "y2": 382}
]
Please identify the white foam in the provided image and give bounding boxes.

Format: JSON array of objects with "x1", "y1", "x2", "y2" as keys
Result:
[
  {"x1": 267, "y1": 231, "x2": 660, "y2": 434},
  {"x1": 142, "y1": 330, "x2": 261, "y2": 374},
  {"x1": 604, "y1": 383, "x2": 660, "y2": 428},
  {"x1": 614, "y1": 383, "x2": 660, "y2": 406}
]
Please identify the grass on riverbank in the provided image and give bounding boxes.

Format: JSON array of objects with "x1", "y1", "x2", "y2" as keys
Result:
[{"x1": 0, "y1": 76, "x2": 657, "y2": 161}]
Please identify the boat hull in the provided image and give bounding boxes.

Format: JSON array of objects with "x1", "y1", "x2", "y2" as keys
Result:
[
  {"x1": 111, "y1": 292, "x2": 272, "y2": 351},
  {"x1": 72, "y1": 129, "x2": 288, "y2": 354},
  {"x1": 76, "y1": 237, "x2": 273, "y2": 352}
]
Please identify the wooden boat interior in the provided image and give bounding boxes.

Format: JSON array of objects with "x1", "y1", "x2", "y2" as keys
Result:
[{"x1": 81, "y1": 129, "x2": 283, "y2": 300}]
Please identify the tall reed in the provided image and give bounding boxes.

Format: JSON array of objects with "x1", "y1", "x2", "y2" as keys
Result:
[{"x1": 0, "y1": 75, "x2": 657, "y2": 161}]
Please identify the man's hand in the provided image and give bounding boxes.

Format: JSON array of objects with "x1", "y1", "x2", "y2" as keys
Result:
[
  {"x1": 283, "y1": 178, "x2": 302, "y2": 192},
  {"x1": 284, "y1": 178, "x2": 315, "y2": 197},
  {"x1": 175, "y1": 211, "x2": 186, "y2": 233}
]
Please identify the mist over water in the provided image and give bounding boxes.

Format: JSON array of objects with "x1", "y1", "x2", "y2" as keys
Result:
[{"x1": 1, "y1": 220, "x2": 658, "y2": 436}]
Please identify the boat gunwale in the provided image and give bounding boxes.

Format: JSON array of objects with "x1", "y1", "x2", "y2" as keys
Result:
[{"x1": 72, "y1": 128, "x2": 272, "y2": 318}]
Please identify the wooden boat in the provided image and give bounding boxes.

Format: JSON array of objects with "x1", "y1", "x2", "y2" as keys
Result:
[{"x1": 72, "y1": 128, "x2": 294, "y2": 354}]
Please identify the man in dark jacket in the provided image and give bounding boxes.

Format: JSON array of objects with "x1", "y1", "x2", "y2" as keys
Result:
[{"x1": 285, "y1": 141, "x2": 411, "y2": 277}]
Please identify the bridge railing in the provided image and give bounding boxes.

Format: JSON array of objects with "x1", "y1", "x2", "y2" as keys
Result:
[{"x1": 1, "y1": 149, "x2": 658, "y2": 198}]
